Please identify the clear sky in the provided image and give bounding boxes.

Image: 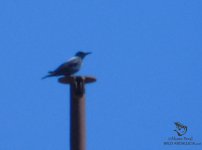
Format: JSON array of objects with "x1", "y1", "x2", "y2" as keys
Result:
[{"x1": 0, "y1": 0, "x2": 202, "y2": 150}]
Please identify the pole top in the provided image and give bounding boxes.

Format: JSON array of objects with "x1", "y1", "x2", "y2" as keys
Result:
[{"x1": 58, "y1": 76, "x2": 96, "y2": 85}]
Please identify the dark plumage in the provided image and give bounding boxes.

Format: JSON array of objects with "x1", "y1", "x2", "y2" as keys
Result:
[{"x1": 42, "y1": 51, "x2": 91, "y2": 79}]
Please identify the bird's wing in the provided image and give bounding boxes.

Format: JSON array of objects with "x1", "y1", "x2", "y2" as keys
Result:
[{"x1": 53, "y1": 57, "x2": 81, "y2": 75}]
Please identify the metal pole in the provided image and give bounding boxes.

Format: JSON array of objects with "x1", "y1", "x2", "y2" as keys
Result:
[{"x1": 58, "y1": 76, "x2": 96, "y2": 150}]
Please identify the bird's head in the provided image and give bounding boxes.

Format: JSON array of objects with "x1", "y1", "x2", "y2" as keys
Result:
[{"x1": 75, "y1": 51, "x2": 91, "y2": 59}]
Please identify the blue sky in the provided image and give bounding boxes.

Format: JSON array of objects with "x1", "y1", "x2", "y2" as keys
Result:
[{"x1": 0, "y1": 0, "x2": 202, "y2": 149}]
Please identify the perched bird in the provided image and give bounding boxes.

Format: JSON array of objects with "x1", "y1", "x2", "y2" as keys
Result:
[{"x1": 42, "y1": 51, "x2": 91, "y2": 79}]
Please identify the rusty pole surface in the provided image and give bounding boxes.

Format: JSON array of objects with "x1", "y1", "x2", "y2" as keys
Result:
[{"x1": 58, "y1": 76, "x2": 96, "y2": 150}]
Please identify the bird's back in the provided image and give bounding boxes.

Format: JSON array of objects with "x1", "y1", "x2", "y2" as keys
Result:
[{"x1": 53, "y1": 57, "x2": 82, "y2": 76}]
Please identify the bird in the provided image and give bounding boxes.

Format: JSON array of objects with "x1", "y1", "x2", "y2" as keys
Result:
[{"x1": 42, "y1": 51, "x2": 91, "y2": 79}]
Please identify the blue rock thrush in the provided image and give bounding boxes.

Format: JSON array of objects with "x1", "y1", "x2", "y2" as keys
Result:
[{"x1": 42, "y1": 51, "x2": 91, "y2": 79}]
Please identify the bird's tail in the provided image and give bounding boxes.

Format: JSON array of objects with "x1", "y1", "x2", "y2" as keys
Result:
[{"x1": 41, "y1": 71, "x2": 55, "y2": 80}]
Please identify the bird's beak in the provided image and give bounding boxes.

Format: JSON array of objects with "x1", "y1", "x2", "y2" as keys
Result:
[{"x1": 85, "y1": 52, "x2": 92, "y2": 55}]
